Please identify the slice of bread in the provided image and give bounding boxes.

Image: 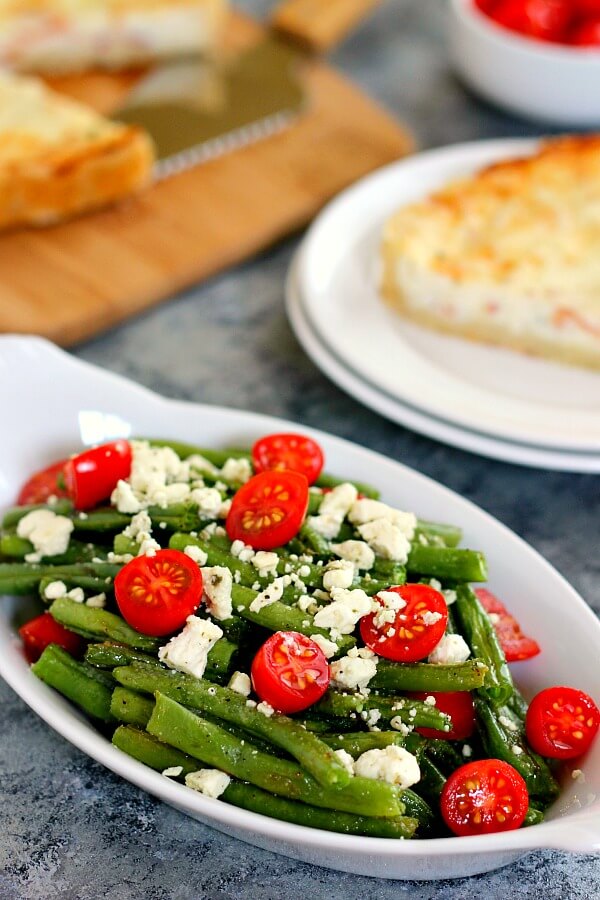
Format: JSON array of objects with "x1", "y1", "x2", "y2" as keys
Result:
[
  {"x1": 381, "y1": 136, "x2": 600, "y2": 371},
  {"x1": 0, "y1": 72, "x2": 154, "y2": 228},
  {"x1": 0, "y1": 0, "x2": 228, "y2": 73}
]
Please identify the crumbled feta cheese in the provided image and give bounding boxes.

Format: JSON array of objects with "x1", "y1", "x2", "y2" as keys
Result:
[
  {"x1": 428, "y1": 634, "x2": 471, "y2": 665},
  {"x1": 123, "y1": 510, "x2": 153, "y2": 539},
  {"x1": 298, "y1": 564, "x2": 311, "y2": 578},
  {"x1": 249, "y1": 576, "x2": 287, "y2": 613},
  {"x1": 137, "y1": 536, "x2": 161, "y2": 557},
  {"x1": 429, "y1": 578, "x2": 442, "y2": 591},
  {"x1": 330, "y1": 653, "x2": 378, "y2": 691},
  {"x1": 498, "y1": 715, "x2": 519, "y2": 733},
  {"x1": 158, "y1": 617, "x2": 223, "y2": 679},
  {"x1": 349, "y1": 500, "x2": 417, "y2": 538},
  {"x1": 424, "y1": 695, "x2": 437, "y2": 707},
  {"x1": 462, "y1": 744, "x2": 472, "y2": 758},
  {"x1": 251, "y1": 551, "x2": 280, "y2": 578},
  {"x1": 297, "y1": 595, "x2": 316, "y2": 615},
  {"x1": 572, "y1": 769, "x2": 585, "y2": 782},
  {"x1": 220, "y1": 458, "x2": 252, "y2": 484},
  {"x1": 233, "y1": 570, "x2": 241, "y2": 584},
  {"x1": 488, "y1": 612, "x2": 501, "y2": 625},
  {"x1": 310, "y1": 634, "x2": 338, "y2": 659},
  {"x1": 421, "y1": 610, "x2": 443, "y2": 626},
  {"x1": 67, "y1": 587, "x2": 85, "y2": 604},
  {"x1": 334, "y1": 749, "x2": 355, "y2": 776},
  {"x1": 319, "y1": 483, "x2": 358, "y2": 519},
  {"x1": 390, "y1": 717, "x2": 413, "y2": 736},
  {"x1": 357, "y1": 519, "x2": 411, "y2": 563},
  {"x1": 111, "y1": 440, "x2": 191, "y2": 511},
  {"x1": 111, "y1": 479, "x2": 142, "y2": 514},
  {"x1": 184, "y1": 545, "x2": 208, "y2": 567},
  {"x1": 17, "y1": 509, "x2": 74, "y2": 562},
  {"x1": 86, "y1": 593, "x2": 106, "y2": 608},
  {"x1": 443, "y1": 589, "x2": 457, "y2": 606},
  {"x1": 228, "y1": 671, "x2": 252, "y2": 697},
  {"x1": 354, "y1": 746, "x2": 420, "y2": 789},
  {"x1": 187, "y1": 454, "x2": 219, "y2": 477},
  {"x1": 190, "y1": 487, "x2": 223, "y2": 519},
  {"x1": 365, "y1": 708, "x2": 381, "y2": 728},
  {"x1": 185, "y1": 769, "x2": 230, "y2": 798},
  {"x1": 418, "y1": 533, "x2": 429, "y2": 546},
  {"x1": 372, "y1": 590, "x2": 406, "y2": 629},
  {"x1": 313, "y1": 588, "x2": 371, "y2": 635},
  {"x1": 512, "y1": 745, "x2": 524, "y2": 756},
  {"x1": 323, "y1": 559, "x2": 355, "y2": 591},
  {"x1": 218, "y1": 499, "x2": 232, "y2": 518},
  {"x1": 330, "y1": 540, "x2": 375, "y2": 571},
  {"x1": 162, "y1": 766, "x2": 183, "y2": 778},
  {"x1": 201, "y1": 566, "x2": 233, "y2": 620},
  {"x1": 257, "y1": 701, "x2": 275, "y2": 718},
  {"x1": 43, "y1": 580, "x2": 67, "y2": 600},
  {"x1": 246, "y1": 699, "x2": 257, "y2": 708},
  {"x1": 307, "y1": 513, "x2": 342, "y2": 540}
]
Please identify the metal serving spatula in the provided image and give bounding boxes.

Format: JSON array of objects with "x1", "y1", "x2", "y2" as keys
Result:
[{"x1": 114, "y1": 0, "x2": 381, "y2": 178}]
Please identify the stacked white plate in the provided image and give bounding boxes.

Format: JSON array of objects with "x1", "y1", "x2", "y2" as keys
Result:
[{"x1": 286, "y1": 139, "x2": 600, "y2": 473}]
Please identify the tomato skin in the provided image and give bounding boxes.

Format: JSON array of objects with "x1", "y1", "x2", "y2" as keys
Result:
[
  {"x1": 441, "y1": 759, "x2": 529, "y2": 836},
  {"x1": 488, "y1": 0, "x2": 572, "y2": 41},
  {"x1": 251, "y1": 631, "x2": 330, "y2": 714},
  {"x1": 571, "y1": 18, "x2": 600, "y2": 45},
  {"x1": 226, "y1": 470, "x2": 309, "y2": 551},
  {"x1": 408, "y1": 691, "x2": 476, "y2": 741},
  {"x1": 360, "y1": 584, "x2": 448, "y2": 663},
  {"x1": 19, "y1": 612, "x2": 84, "y2": 664},
  {"x1": 252, "y1": 433, "x2": 324, "y2": 485},
  {"x1": 475, "y1": 588, "x2": 540, "y2": 662},
  {"x1": 64, "y1": 440, "x2": 132, "y2": 511},
  {"x1": 525, "y1": 686, "x2": 599, "y2": 760},
  {"x1": 574, "y1": 0, "x2": 600, "y2": 15},
  {"x1": 17, "y1": 458, "x2": 70, "y2": 505},
  {"x1": 114, "y1": 549, "x2": 203, "y2": 637}
]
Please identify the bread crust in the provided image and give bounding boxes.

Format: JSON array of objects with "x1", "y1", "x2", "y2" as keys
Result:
[{"x1": 0, "y1": 125, "x2": 154, "y2": 228}]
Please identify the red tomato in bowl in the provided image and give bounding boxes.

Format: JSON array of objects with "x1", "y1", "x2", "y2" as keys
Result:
[
  {"x1": 19, "y1": 612, "x2": 84, "y2": 664},
  {"x1": 408, "y1": 691, "x2": 476, "y2": 742},
  {"x1": 226, "y1": 470, "x2": 309, "y2": 550},
  {"x1": 475, "y1": 588, "x2": 540, "y2": 662},
  {"x1": 64, "y1": 440, "x2": 132, "y2": 510},
  {"x1": 487, "y1": 0, "x2": 572, "y2": 42},
  {"x1": 571, "y1": 18, "x2": 600, "y2": 45},
  {"x1": 17, "y1": 458, "x2": 70, "y2": 505},
  {"x1": 252, "y1": 433, "x2": 324, "y2": 485},
  {"x1": 441, "y1": 760, "x2": 529, "y2": 836},
  {"x1": 525, "y1": 686, "x2": 599, "y2": 759},
  {"x1": 360, "y1": 584, "x2": 448, "y2": 663},
  {"x1": 251, "y1": 631, "x2": 330, "y2": 713}
]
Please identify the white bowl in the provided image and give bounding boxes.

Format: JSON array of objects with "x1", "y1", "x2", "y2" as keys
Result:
[
  {"x1": 0, "y1": 335, "x2": 599, "y2": 880},
  {"x1": 449, "y1": 0, "x2": 600, "y2": 125}
]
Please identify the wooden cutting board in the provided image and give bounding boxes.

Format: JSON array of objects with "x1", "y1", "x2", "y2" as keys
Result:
[{"x1": 0, "y1": 11, "x2": 413, "y2": 347}]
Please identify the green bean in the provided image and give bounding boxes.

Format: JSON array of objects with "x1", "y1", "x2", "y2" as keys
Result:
[
  {"x1": 364, "y1": 695, "x2": 452, "y2": 732},
  {"x1": 474, "y1": 698, "x2": 559, "y2": 801},
  {"x1": 2, "y1": 500, "x2": 74, "y2": 528},
  {"x1": 321, "y1": 732, "x2": 406, "y2": 756},
  {"x1": 49, "y1": 597, "x2": 160, "y2": 652},
  {"x1": 32, "y1": 645, "x2": 115, "y2": 723},
  {"x1": 399, "y1": 789, "x2": 437, "y2": 836},
  {"x1": 113, "y1": 664, "x2": 352, "y2": 789},
  {"x1": 414, "y1": 755, "x2": 447, "y2": 805},
  {"x1": 370, "y1": 659, "x2": 488, "y2": 694},
  {"x1": 524, "y1": 806, "x2": 545, "y2": 827},
  {"x1": 0, "y1": 561, "x2": 120, "y2": 596},
  {"x1": 110, "y1": 687, "x2": 154, "y2": 728},
  {"x1": 314, "y1": 473, "x2": 380, "y2": 500},
  {"x1": 0, "y1": 533, "x2": 104, "y2": 565},
  {"x1": 407, "y1": 546, "x2": 488, "y2": 582},
  {"x1": 454, "y1": 585, "x2": 513, "y2": 705},
  {"x1": 113, "y1": 724, "x2": 199, "y2": 773},
  {"x1": 311, "y1": 691, "x2": 365, "y2": 718},
  {"x1": 147, "y1": 693, "x2": 404, "y2": 818},
  {"x1": 85, "y1": 642, "x2": 160, "y2": 670},
  {"x1": 415, "y1": 521, "x2": 462, "y2": 549},
  {"x1": 299, "y1": 523, "x2": 331, "y2": 557},
  {"x1": 423, "y1": 739, "x2": 465, "y2": 775},
  {"x1": 371, "y1": 560, "x2": 407, "y2": 584}
]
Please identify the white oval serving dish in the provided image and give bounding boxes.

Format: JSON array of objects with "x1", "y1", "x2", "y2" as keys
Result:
[{"x1": 0, "y1": 335, "x2": 598, "y2": 880}]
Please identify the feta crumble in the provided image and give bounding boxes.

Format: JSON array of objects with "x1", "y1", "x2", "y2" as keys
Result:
[
  {"x1": 249, "y1": 576, "x2": 288, "y2": 613},
  {"x1": 86, "y1": 593, "x2": 106, "y2": 608},
  {"x1": 313, "y1": 588, "x2": 371, "y2": 636},
  {"x1": 257, "y1": 701, "x2": 275, "y2": 717},
  {"x1": 158, "y1": 617, "x2": 223, "y2": 679},
  {"x1": 43, "y1": 580, "x2": 67, "y2": 600},
  {"x1": 322, "y1": 559, "x2": 355, "y2": 591},
  {"x1": 251, "y1": 551, "x2": 280, "y2": 578},
  {"x1": 354, "y1": 746, "x2": 420, "y2": 789},
  {"x1": 330, "y1": 540, "x2": 375, "y2": 571},
  {"x1": 220, "y1": 458, "x2": 252, "y2": 484},
  {"x1": 201, "y1": 566, "x2": 233, "y2": 621},
  {"x1": 228, "y1": 671, "x2": 252, "y2": 697},
  {"x1": 334, "y1": 749, "x2": 355, "y2": 776},
  {"x1": 17, "y1": 509, "x2": 74, "y2": 562},
  {"x1": 357, "y1": 518, "x2": 411, "y2": 564},
  {"x1": 162, "y1": 766, "x2": 183, "y2": 778},
  {"x1": 330, "y1": 652, "x2": 378, "y2": 691},
  {"x1": 190, "y1": 487, "x2": 223, "y2": 519},
  {"x1": 184, "y1": 544, "x2": 209, "y2": 567},
  {"x1": 309, "y1": 634, "x2": 338, "y2": 659},
  {"x1": 428, "y1": 634, "x2": 471, "y2": 665},
  {"x1": 185, "y1": 769, "x2": 230, "y2": 798}
]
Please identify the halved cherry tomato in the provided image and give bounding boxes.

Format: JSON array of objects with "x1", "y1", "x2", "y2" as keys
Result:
[
  {"x1": 19, "y1": 612, "x2": 84, "y2": 664},
  {"x1": 525, "y1": 686, "x2": 599, "y2": 760},
  {"x1": 64, "y1": 440, "x2": 132, "y2": 511},
  {"x1": 17, "y1": 458, "x2": 70, "y2": 505},
  {"x1": 360, "y1": 584, "x2": 448, "y2": 663},
  {"x1": 226, "y1": 470, "x2": 309, "y2": 550},
  {"x1": 574, "y1": 0, "x2": 600, "y2": 15},
  {"x1": 475, "y1": 588, "x2": 540, "y2": 662},
  {"x1": 251, "y1": 631, "x2": 330, "y2": 713},
  {"x1": 408, "y1": 691, "x2": 476, "y2": 741},
  {"x1": 114, "y1": 549, "x2": 203, "y2": 637},
  {"x1": 489, "y1": 0, "x2": 572, "y2": 41},
  {"x1": 571, "y1": 18, "x2": 600, "y2": 45},
  {"x1": 441, "y1": 759, "x2": 529, "y2": 836},
  {"x1": 252, "y1": 433, "x2": 324, "y2": 485}
]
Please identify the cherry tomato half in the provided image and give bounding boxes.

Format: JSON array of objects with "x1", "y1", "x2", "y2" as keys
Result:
[
  {"x1": 574, "y1": 0, "x2": 600, "y2": 16},
  {"x1": 571, "y1": 18, "x2": 600, "y2": 46},
  {"x1": 360, "y1": 584, "x2": 448, "y2": 663},
  {"x1": 525, "y1": 686, "x2": 600, "y2": 760},
  {"x1": 114, "y1": 549, "x2": 203, "y2": 637},
  {"x1": 19, "y1": 612, "x2": 84, "y2": 664},
  {"x1": 64, "y1": 440, "x2": 132, "y2": 511},
  {"x1": 441, "y1": 759, "x2": 529, "y2": 836},
  {"x1": 408, "y1": 691, "x2": 476, "y2": 741},
  {"x1": 226, "y1": 470, "x2": 309, "y2": 550},
  {"x1": 17, "y1": 458, "x2": 70, "y2": 505},
  {"x1": 475, "y1": 588, "x2": 540, "y2": 662},
  {"x1": 251, "y1": 631, "x2": 330, "y2": 714},
  {"x1": 252, "y1": 433, "x2": 324, "y2": 486},
  {"x1": 489, "y1": 0, "x2": 572, "y2": 42}
]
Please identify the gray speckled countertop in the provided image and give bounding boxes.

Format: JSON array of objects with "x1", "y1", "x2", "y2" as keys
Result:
[{"x1": 1, "y1": 1, "x2": 600, "y2": 897}]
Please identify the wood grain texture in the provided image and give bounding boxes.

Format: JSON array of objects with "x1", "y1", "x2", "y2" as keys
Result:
[{"x1": 0, "y1": 12, "x2": 413, "y2": 347}]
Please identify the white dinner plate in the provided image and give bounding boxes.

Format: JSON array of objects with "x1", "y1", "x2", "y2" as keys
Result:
[
  {"x1": 297, "y1": 139, "x2": 600, "y2": 455},
  {"x1": 0, "y1": 335, "x2": 599, "y2": 880},
  {"x1": 287, "y1": 249, "x2": 600, "y2": 473}
]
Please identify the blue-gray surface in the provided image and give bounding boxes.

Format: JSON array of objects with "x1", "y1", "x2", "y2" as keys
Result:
[{"x1": 1, "y1": 1, "x2": 599, "y2": 897}]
